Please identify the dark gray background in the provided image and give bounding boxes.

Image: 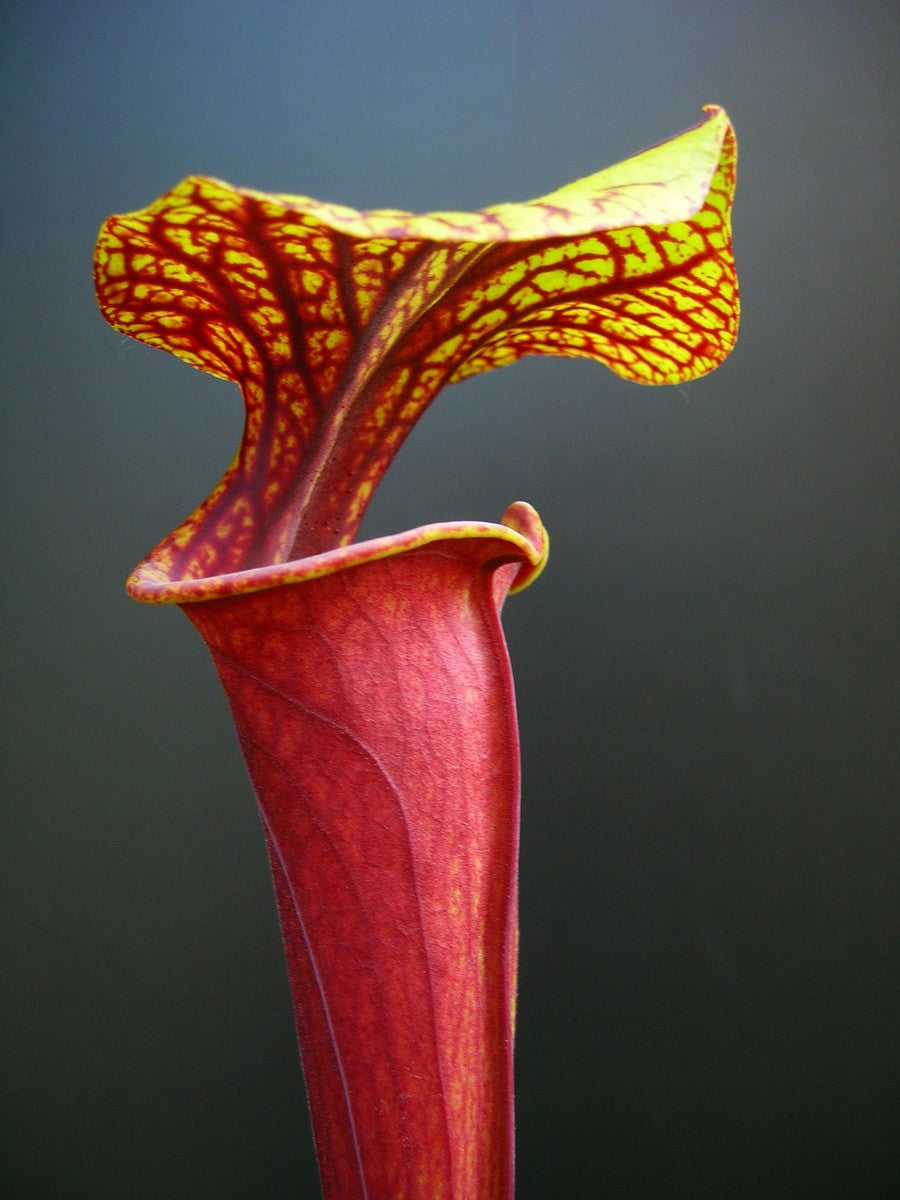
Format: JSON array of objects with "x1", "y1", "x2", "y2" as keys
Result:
[{"x1": 2, "y1": 2, "x2": 897, "y2": 1197}]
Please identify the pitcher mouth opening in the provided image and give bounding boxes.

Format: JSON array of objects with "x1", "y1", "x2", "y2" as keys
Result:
[{"x1": 127, "y1": 502, "x2": 549, "y2": 606}]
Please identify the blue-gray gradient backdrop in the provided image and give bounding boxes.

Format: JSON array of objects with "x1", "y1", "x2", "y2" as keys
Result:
[{"x1": 2, "y1": 2, "x2": 896, "y2": 1196}]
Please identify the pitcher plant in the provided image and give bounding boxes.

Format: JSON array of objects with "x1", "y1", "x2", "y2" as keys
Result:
[{"x1": 94, "y1": 105, "x2": 738, "y2": 1199}]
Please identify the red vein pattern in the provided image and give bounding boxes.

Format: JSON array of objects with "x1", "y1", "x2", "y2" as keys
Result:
[{"x1": 94, "y1": 106, "x2": 737, "y2": 586}]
